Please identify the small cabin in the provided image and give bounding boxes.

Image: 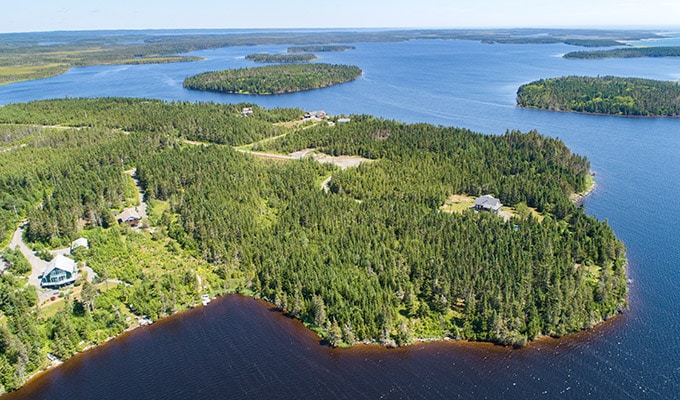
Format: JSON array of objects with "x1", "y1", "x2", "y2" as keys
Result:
[
  {"x1": 474, "y1": 195, "x2": 502, "y2": 213},
  {"x1": 337, "y1": 117, "x2": 351, "y2": 124},
  {"x1": 241, "y1": 107, "x2": 253, "y2": 116},
  {"x1": 117, "y1": 208, "x2": 141, "y2": 227},
  {"x1": 41, "y1": 254, "x2": 78, "y2": 288}
]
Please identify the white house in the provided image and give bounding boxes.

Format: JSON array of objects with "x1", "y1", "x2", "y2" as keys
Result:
[
  {"x1": 40, "y1": 254, "x2": 78, "y2": 288},
  {"x1": 71, "y1": 237, "x2": 89, "y2": 253}
]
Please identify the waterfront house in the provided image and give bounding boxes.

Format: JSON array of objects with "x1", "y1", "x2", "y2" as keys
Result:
[
  {"x1": 40, "y1": 254, "x2": 78, "y2": 288},
  {"x1": 303, "y1": 110, "x2": 327, "y2": 120},
  {"x1": 71, "y1": 237, "x2": 89, "y2": 253},
  {"x1": 117, "y1": 208, "x2": 141, "y2": 226},
  {"x1": 474, "y1": 195, "x2": 502, "y2": 213},
  {"x1": 241, "y1": 107, "x2": 253, "y2": 116}
]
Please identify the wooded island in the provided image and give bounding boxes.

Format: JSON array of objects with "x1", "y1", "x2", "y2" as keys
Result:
[
  {"x1": 517, "y1": 76, "x2": 680, "y2": 117},
  {"x1": 183, "y1": 63, "x2": 362, "y2": 95},
  {"x1": 245, "y1": 53, "x2": 318, "y2": 63},
  {"x1": 0, "y1": 98, "x2": 627, "y2": 392}
]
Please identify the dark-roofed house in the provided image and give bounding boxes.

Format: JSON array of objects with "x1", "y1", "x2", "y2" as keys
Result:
[
  {"x1": 474, "y1": 195, "x2": 502, "y2": 213},
  {"x1": 40, "y1": 254, "x2": 78, "y2": 288},
  {"x1": 117, "y1": 208, "x2": 141, "y2": 227}
]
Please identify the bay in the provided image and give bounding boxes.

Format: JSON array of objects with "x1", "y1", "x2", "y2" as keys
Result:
[{"x1": 1, "y1": 36, "x2": 679, "y2": 399}]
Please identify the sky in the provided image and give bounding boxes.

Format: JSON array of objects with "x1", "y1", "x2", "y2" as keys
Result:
[{"x1": 2, "y1": 0, "x2": 679, "y2": 34}]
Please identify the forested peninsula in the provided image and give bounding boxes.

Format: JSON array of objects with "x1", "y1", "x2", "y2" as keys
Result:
[
  {"x1": 183, "y1": 63, "x2": 362, "y2": 95},
  {"x1": 563, "y1": 46, "x2": 680, "y2": 59},
  {"x1": 245, "y1": 53, "x2": 318, "y2": 63},
  {"x1": 517, "y1": 76, "x2": 680, "y2": 117},
  {"x1": 0, "y1": 98, "x2": 628, "y2": 392}
]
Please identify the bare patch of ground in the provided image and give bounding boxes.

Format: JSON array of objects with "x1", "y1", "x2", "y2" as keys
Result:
[{"x1": 289, "y1": 148, "x2": 373, "y2": 170}]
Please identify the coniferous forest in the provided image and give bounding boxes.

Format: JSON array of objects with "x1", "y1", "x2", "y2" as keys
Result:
[
  {"x1": 0, "y1": 98, "x2": 627, "y2": 391},
  {"x1": 517, "y1": 76, "x2": 680, "y2": 117}
]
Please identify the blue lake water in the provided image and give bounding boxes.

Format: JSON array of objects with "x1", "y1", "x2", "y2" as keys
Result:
[{"x1": 1, "y1": 37, "x2": 679, "y2": 399}]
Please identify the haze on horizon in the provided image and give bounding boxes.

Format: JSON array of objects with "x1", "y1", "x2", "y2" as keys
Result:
[{"x1": 2, "y1": 0, "x2": 679, "y2": 34}]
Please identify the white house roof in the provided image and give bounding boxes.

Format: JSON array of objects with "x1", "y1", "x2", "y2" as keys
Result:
[
  {"x1": 475, "y1": 195, "x2": 502, "y2": 210},
  {"x1": 71, "y1": 237, "x2": 89, "y2": 249},
  {"x1": 42, "y1": 254, "x2": 76, "y2": 276}
]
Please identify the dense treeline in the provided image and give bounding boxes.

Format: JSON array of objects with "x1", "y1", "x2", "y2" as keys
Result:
[
  {"x1": 563, "y1": 46, "x2": 680, "y2": 59},
  {"x1": 183, "y1": 63, "x2": 362, "y2": 95},
  {"x1": 0, "y1": 99, "x2": 627, "y2": 391},
  {"x1": 0, "y1": 98, "x2": 301, "y2": 145},
  {"x1": 246, "y1": 53, "x2": 317, "y2": 63},
  {"x1": 517, "y1": 76, "x2": 680, "y2": 117},
  {"x1": 287, "y1": 45, "x2": 356, "y2": 52}
]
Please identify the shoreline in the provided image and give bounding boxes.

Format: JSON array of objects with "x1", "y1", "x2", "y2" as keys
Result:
[{"x1": 517, "y1": 104, "x2": 680, "y2": 119}]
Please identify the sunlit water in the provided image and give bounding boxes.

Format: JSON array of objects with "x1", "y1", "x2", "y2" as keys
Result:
[{"x1": 1, "y1": 36, "x2": 679, "y2": 399}]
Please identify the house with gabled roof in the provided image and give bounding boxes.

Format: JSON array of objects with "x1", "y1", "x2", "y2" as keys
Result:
[
  {"x1": 40, "y1": 254, "x2": 78, "y2": 288},
  {"x1": 117, "y1": 208, "x2": 141, "y2": 226},
  {"x1": 474, "y1": 195, "x2": 502, "y2": 213}
]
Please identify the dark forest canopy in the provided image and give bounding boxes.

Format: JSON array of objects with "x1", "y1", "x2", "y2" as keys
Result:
[
  {"x1": 288, "y1": 45, "x2": 356, "y2": 52},
  {"x1": 517, "y1": 76, "x2": 680, "y2": 117},
  {"x1": 245, "y1": 53, "x2": 318, "y2": 63},
  {"x1": 0, "y1": 98, "x2": 627, "y2": 390},
  {"x1": 183, "y1": 63, "x2": 362, "y2": 95},
  {"x1": 563, "y1": 46, "x2": 680, "y2": 59},
  {"x1": 0, "y1": 28, "x2": 661, "y2": 85}
]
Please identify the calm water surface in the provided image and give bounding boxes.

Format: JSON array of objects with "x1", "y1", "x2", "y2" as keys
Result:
[{"x1": 1, "y1": 37, "x2": 679, "y2": 399}]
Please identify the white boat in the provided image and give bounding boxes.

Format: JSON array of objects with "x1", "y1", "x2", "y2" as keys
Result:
[{"x1": 201, "y1": 294, "x2": 211, "y2": 306}]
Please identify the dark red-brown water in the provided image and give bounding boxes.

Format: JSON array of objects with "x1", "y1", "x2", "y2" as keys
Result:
[{"x1": 3, "y1": 294, "x2": 640, "y2": 400}]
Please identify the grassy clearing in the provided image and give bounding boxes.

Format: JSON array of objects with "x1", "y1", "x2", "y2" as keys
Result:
[
  {"x1": 439, "y1": 194, "x2": 475, "y2": 213},
  {"x1": 440, "y1": 195, "x2": 545, "y2": 222}
]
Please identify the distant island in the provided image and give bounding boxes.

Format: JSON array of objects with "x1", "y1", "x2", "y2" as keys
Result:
[
  {"x1": 183, "y1": 63, "x2": 362, "y2": 95},
  {"x1": 245, "y1": 53, "x2": 318, "y2": 63},
  {"x1": 0, "y1": 98, "x2": 627, "y2": 391},
  {"x1": 517, "y1": 76, "x2": 680, "y2": 117},
  {"x1": 563, "y1": 46, "x2": 680, "y2": 59},
  {"x1": 288, "y1": 45, "x2": 356, "y2": 53},
  {"x1": 483, "y1": 38, "x2": 622, "y2": 47}
]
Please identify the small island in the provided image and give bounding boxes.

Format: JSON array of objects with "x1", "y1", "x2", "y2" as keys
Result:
[
  {"x1": 563, "y1": 46, "x2": 680, "y2": 59},
  {"x1": 288, "y1": 45, "x2": 356, "y2": 53},
  {"x1": 245, "y1": 53, "x2": 318, "y2": 63},
  {"x1": 517, "y1": 76, "x2": 680, "y2": 117},
  {"x1": 183, "y1": 63, "x2": 362, "y2": 95}
]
